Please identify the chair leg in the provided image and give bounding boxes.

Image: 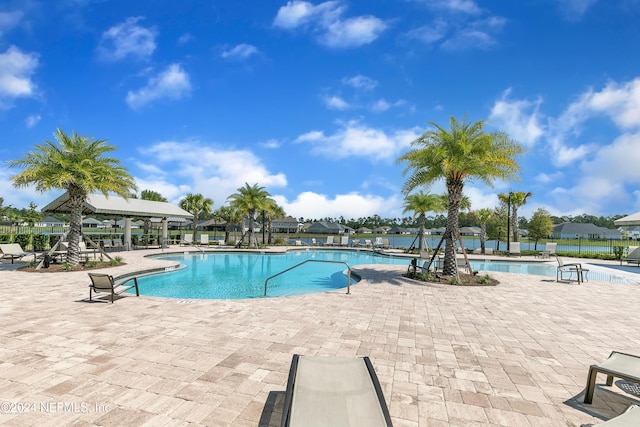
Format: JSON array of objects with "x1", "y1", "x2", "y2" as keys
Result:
[
  {"x1": 606, "y1": 375, "x2": 614, "y2": 386},
  {"x1": 584, "y1": 367, "x2": 598, "y2": 404}
]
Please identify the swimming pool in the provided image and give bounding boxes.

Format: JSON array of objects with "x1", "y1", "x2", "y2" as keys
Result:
[{"x1": 132, "y1": 250, "x2": 639, "y2": 299}]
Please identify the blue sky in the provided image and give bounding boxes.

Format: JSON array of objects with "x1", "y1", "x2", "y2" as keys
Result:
[{"x1": 1, "y1": 0, "x2": 640, "y2": 221}]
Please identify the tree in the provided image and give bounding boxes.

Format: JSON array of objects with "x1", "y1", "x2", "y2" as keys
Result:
[
  {"x1": 487, "y1": 206, "x2": 508, "y2": 251},
  {"x1": 474, "y1": 208, "x2": 493, "y2": 254},
  {"x1": 214, "y1": 205, "x2": 242, "y2": 244},
  {"x1": 140, "y1": 189, "x2": 167, "y2": 202},
  {"x1": 397, "y1": 116, "x2": 524, "y2": 276},
  {"x1": 23, "y1": 202, "x2": 41, "y2": 226},
  {"x1": 528, "y1": 208, "x2": 554, "y2": 249},
  {"x1": 8, "y1": 128, "x2": 136, "y2": 265},
  {"x1": 227, "y1": 183, "x2": 274, "y2": 248},
  {"x1": 498, "y1": 191, "x2": 532, "y2": 242},
  {"x1": 402, "y1": 191, "x2": 444, "y2": 253},
  {"x1": 264, "y1": 201, "x2": 285, "y2": 245},
  {"x1": 179, "y1": 193, "x2": 213, "y2": 243}
]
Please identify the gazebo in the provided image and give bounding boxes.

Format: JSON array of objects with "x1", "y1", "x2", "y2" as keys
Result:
[{"x1": 42, "y1": 192, "x2": 193, "y2": 250}]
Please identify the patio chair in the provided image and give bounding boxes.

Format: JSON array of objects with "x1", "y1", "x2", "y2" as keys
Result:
[
  {"x1": 537, "y1": 242, "x2": 557, "y2": 259},
  {"x1": 88, "y1": 273, "x2": 139, "y2": 303},
  {"x1": 200, "y1": 234, "x2": 209, "y2": 246},
  {"x1": 508, "y1": 242, "x2": 521, "y2": 257},
  {"x1": 280, "y1": 354, "x2": 393, "y2": 427},
  {"x1": 340, "y1": 236, "x2": 349, "y2": 246},
  {"x1": 112, "y1": 238, "x2": 124, "y2": 251},
  {"x1": 597, "y1": 405, "x2": 640, "y2": 426},
  {"x1": 0, "y1": 243, "x2": 35, "y2": 264},
  {"x1": 622, "y1": 246, "x2": 640, "y2": 266},
  {"x1": 554, "y1": 254, "x2": 589, "y2": 284},
  {"x1": 323, "y1": 236, "x2": 334, "y2": 246},
  {"x1": 181, "y1": 234, "x2": 193, "y2": 246},
  {"x1": 101, "y1": 239, "x2": 114, "y2": 252},
  {"x1": 363, "y1": 239, "x2": 372, "y2": 248},
  {"x1": 584, "y1": 351, "x2": 640, "y2": 404}
]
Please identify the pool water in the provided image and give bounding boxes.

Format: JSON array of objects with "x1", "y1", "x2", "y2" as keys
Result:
[
  {"x1": 136, "y1": 250, "x2": 407, "y2": 299},
  {"x1": 132, "y1": 250, "x2": 639, "y2": 299}
]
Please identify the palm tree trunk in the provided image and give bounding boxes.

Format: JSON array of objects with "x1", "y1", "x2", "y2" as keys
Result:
[
  {"x1": 443, "y1": 178, "x2": 463, "y2": 276},
  {"x1": 480, "y1": 224, "x2": 486, "y2": 254},
  {"x1": 67, "y1": 190, "x2": 85, "y2": 265},
  {"x1": 248, "y1": 211, "x2": 256, "y2": 248}
]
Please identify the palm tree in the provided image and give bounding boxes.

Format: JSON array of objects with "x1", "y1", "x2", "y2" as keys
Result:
[
  {"x1": 402, "y1": 191, "x2": 444, "y2": 253},
  {"x1": 8, "y1": 128, "x2": 136, "y2": 265},
  {"x1": 498, "y1": 191, "x2": 532, "y2": 242},
  {"x1": 397, "y1": 116, "x2": 524, "y2": 276},
  {"x1": 474, "y1": 208, "x2": 493, "y2": 254},
  {"x1": 264, "y1": 201, "x2": 286, "y2": 245},
  {"x1": 227, "y1": 183, "x2": 274, "y2": 248},
  {"x1": 179, "y1": 193, "x2": 213, "y2": 243},
  {"x1": 214, "y1": 205, "x2": 242, "y2": 244},
  {"x1": 140, "y1": 189, "x2": 168, "y2": 234}
]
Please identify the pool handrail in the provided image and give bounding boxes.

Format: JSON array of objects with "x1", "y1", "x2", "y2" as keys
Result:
[{"x1": 263, "y1": 260, "x2": 353, "y2": 297}]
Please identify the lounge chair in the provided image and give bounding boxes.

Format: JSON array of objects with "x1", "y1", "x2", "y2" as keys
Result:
[
  {"x1": 311, "y1": 238, "x2": 317, "y2": 246},
  {"x1": 79, "y1": 242, "x2": 98, "y2": 259},
  {"x1": 281, "y1": 354, "x2": 392, "y2": 427},
  {"x1": 181, "y1": 234, "x2": 193, "y2": 246},
  {"x1": 200, "y1": 234, "x2": 209, "y2": 246},
  {"x1": 597, "y1": 405, "x2": 640, "y2": 426},
  {"x1": 323, "y1": 236, "x2": 334, "y2": 246},
  {"x1": 112, "y1": 238, "x2": 124, "y2": 251},
  {"x1": 363, "y1": 239, "x2": 372, "y2": 248},
  {"x1": 352, "y1": 239, "x2": 360, "y2": 247},
  {"x1": 485, "y1": 248, "x2": 494, "y2": 255},
  {"x1": 537, "y1": 242, "x2": 557, "y2": 259},
  {"x1": 622, "y1": 246, "x2": 640, "y2": 266},
  {"x1": 374, "y1": 237, "x2": 384, "y2": 248},
  {"x1": 0, "y1": 243, "x2": 35, "y2": 264},
  {"x1": 88, "y1": 273, "x2": 139, "y2": 303},
  {"x1": 584, "y1": 351, "x2": 640, "y2": 404},
  {"x1": 101, "y1": 239, "x2": 114, "y2": 252},
  {"x1": 382, "y1": 238, "x2": 390, "y2": 249},
  {"x1": 340, "y1": 236, "x2": 349, "y2": 246},
  {"x1": 554, "y1": 254, "x2": 589, "y2": 284},
  {"x1": 215, "y1": 238, "x2": 225, "y2": 246},
  {"x1": 508, "y1": 242, "x2": 521, "y2": 257}
]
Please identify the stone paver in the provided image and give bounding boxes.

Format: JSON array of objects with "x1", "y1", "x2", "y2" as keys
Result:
[{"x1": 1, "y1": 247, "x2": 639, "y2": 426}]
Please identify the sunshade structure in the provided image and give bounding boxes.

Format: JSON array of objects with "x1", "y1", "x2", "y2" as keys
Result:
[
  {"x1": 42, "y1": 193, "x2": 193, "y2": 249},
  {"x1": 614, "y1": 211, "x2": 640, "y2": 226}
]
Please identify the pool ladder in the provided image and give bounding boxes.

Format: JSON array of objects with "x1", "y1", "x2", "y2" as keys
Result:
[{"x1": 263, "y1": 260, "x2": 353, "y2": 297}]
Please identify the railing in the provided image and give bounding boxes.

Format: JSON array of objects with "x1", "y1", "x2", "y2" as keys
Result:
[{"x1": 263, "y1": 260, "x2": 353, "y2": 297}]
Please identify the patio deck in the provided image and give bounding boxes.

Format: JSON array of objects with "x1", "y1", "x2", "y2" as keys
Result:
[{"x1": 1, "y1": 247, "x2": 639, "y2": 426}]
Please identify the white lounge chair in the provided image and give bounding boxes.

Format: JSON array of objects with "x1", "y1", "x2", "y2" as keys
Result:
[
  {"x1": 622, "y1": 246, "x2": 640, "y2": 266},
  {"x1": 585, "y1": 351, "x2": 640, "y2": 404},
  {"x1": 323, "y1": 236, "x2": 334, "y2": 246},
  {"x1": 281, "y1": 354, "x2": 392, "y2": 427},
  {"x1": 596, "y1": 405, "x2": 640, "y2": 426},
  {"x1": 181, "y1": 234, "x2": 193, "y2": 246},
  {"x1": 200, "y1": 234, "x2": 209, "y2": 246},
  {"x1": 0, "y1": 243, "x2": 35, "y2": 264},
  {"x1": 340, "y1": 236, "x2": 349, "y2": 246},
  {"x1": 508, "y1": 242, "x2": 521, "y2": 257}
]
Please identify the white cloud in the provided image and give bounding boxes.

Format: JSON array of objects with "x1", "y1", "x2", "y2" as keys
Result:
[
  {"x1": 138, "y1": 140, "x2": 287, "y2": 205},
  {"x1": 0, "y1": 10, "x2": 23, "y2": 37},
  {"x1": 557, "y1": 0, "x2": 599, "y2": 20},
  {"x1": 489, "y1": 89, "x2": 545, "y2": 147},
  {"x1": 98, "y1": 17, "x2": 157, "y2": 62},
  {"x1": 341, "y1": 74, "x2": 378, "y2": 90},
  {"x1": 295, "y1": 121, "x2": 421, "y2": 161},
  {"x1": 273, "y1": 191, "x2": 401, "y2": 219},
  {"x1": 25, "y1": 114, "x2": 41, "y2": 128},
  {"x1": 273, "y1": 1, "x2": 387, "y2": 48},
  {"x1": 371, "y1": 99, "x2": 390, "y2": 112},
  {"x1": 0, "y1": 46, "x2": 39, "y2": 109},
  {"x1": 321, "y1": 15, "x2": 387, "y2": 48},
  {"x1": 221, "y1": 44, "x2": 259, "y2": 59},
  {"x1": 440, "y1": 16, "x2": 506, "y2": 50},
  {"x1": 425, "y1": 0, "x2": 482, "y2": 15},
  {"x1": 126, "y1": 64, "x2": 191, "y2": 109},
  {"x1": 322, "y1": 95, "x2": 350, "y2": 110}
]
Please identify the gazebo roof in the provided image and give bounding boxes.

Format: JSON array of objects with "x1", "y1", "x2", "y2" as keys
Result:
[
  {"x1": 42, "y1": 193, "x2": 193, "y2": 219},
  {"x1": 614, "y1": 212, "x2": 640, "y2": 226}
]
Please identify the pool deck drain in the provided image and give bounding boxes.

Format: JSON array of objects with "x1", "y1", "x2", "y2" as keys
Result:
[{"x1": 1, "y1": 246, "x2": 639, "y2": 426}]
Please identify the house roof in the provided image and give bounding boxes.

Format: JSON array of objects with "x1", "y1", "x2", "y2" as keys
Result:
[
  {"x1": 42, "y1": 193, "x2": 193, "y2": 219},
  {"x1": 552, "y1": 222, "x2": 621, "y2": 236},
  {"x1": 82, "y1": 217, "x2": 103, "y2": 225},
  {"x1": 41, "y1": 216, "x2": 64, "y2": 224}
]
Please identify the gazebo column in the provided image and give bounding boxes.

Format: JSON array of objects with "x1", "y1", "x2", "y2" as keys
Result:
[
  {"x1": 124, "y1": 218, "x2": 132, "y2": 251},
  {"x1": 162, "y1": 218, "x2": 169, "y2": 248}
]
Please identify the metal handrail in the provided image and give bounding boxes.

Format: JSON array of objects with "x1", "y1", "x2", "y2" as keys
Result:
[{"x1": 263, "y1": 259, "x2": 353, "y2": 297}]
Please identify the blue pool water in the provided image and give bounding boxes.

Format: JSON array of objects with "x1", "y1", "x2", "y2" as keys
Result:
[{"x1": 132, "y1": 250, "x2": 638, "y2": 299}]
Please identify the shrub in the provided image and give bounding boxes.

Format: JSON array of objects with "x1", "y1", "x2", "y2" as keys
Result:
[
  {"x1": 61, "y1": 263, "x2": 74, "y2": 271},
  {"x1": 0, "y1": 234, "x2": 11, "y2": 244},
  {"x1": 14, "y1": 234, "x2": 31, "y2": 251},
  {"x1": 32, "y1": 234, "x2": 49, "y2": 251},
  {"x1": 108, "y1": 256, "x2": 123, "y2": 266},
  {"x1": 477, "y1": 274, "x2": 492, "y2": 285}
]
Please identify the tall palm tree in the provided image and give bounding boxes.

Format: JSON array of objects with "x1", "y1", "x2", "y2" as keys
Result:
[
  {"x1": 402, "y1": 191, "x2": 444, "y2": 253},
  {"x1": 264, "y1": 201, "x2": 286, "y2": 245},
  {"x1": 214, "y1": 205, "x2": 242, "y2": 244},
  {"x1": 227, "y1": 183, "x2": 273, "y2": 248},
  {"x1": 8, "y1": 128, "x2": 136, "y2": 265},
  {"x1": 474, "y1": 208, "x2": 493, "y2": 254},
  {"x1": 179, "y1": 193, "x2": 213, "y2": 243},
  {"x1": 397, "y1": 116, "x2": 524, "y2": 276},
  {"x1": 498, "y1": 191, "x2": 532, "y2": 242}
]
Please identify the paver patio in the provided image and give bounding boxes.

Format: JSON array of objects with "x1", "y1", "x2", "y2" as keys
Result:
[{"x1": 1, "y1": 247, "x2": 639, "y2": 426}]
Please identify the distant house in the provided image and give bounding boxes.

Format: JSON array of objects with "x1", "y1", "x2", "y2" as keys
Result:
[
  {"x1": 356, "y1": 227, "x2": 372, "y2": 234},
  {"x1": 271, "y1": 217, "x2": 301, "y2": 233},
  {"x1": 620, "y1": 225, "x2": 640, "y2": 240},
  {"x1": 387, "y1": 226, "x2": 410, "y2": 234},
  {"x1": 372, "y1": 226, "x2": 391, "y2": 234},
  {"x1": 552, "y1": 222, "x2": 622, "y2": 240},
  {"x1": 36, "y1": 216, "x2": 66, "y2": 228},
  {"x1": 460, "y1": 226, "x2": 481, "y2": 236},
  {"x1": 430, "y1": 227, "x2": 446, "y2": 235},
  {"x1": 308, "y1": 221, "x2": 350, "y2": 234},
  {"x1": 82, "y1": 217, "x2": 103, "y2": 228}
]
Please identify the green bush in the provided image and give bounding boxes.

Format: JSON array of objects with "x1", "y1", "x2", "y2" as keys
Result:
[
  {"x1": 0, "y1": 234, "x2": 11, "y2": 244},
  {"x1": 32, "y1": 234, "x2": 49, "y2": 251},
  {"x1": 14, "y1": 234, "x2": 31, "y2": 250}
]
